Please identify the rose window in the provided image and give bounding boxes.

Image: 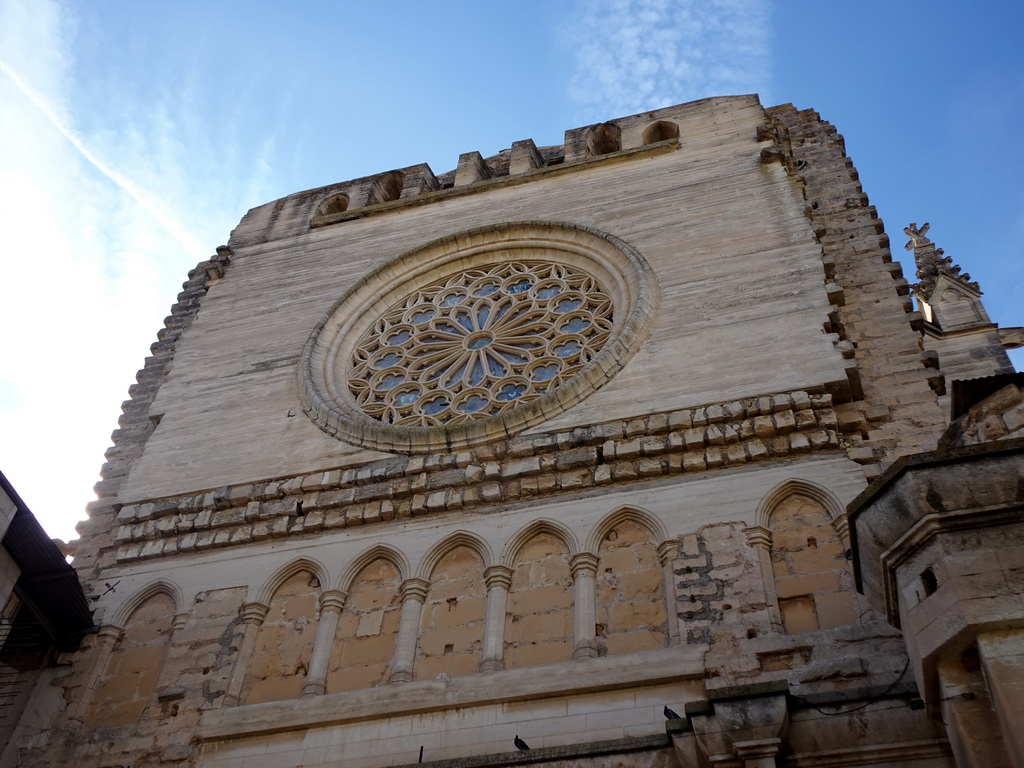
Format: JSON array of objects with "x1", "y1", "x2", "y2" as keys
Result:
[{"x1": 348, "y1": 262, "x2": 613, "y2": 426}]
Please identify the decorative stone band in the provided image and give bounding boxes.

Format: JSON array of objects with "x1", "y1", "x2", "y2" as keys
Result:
[
  {"x1": 299, "y1": 221, "x2": 658, "y2": 453},
  {"x1": 113, "y1": 390, "x2": 845, "y2": 563}
]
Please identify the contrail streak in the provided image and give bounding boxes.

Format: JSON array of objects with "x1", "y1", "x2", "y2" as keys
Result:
[{"x1": 0, "y1": 56, "x2": 206, "y2": 257}]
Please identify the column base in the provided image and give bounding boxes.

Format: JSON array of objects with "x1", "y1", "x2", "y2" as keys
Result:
[{"x1": 572, "y1": 644, "x2": 600, "y2": 660}]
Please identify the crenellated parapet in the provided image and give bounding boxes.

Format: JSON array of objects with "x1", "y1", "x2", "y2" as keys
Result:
[{"x1": 224, "y1": 98, "x2": 756, "y2": 248}]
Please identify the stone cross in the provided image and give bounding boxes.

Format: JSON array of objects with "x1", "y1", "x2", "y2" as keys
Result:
[{"x1": 903, "y1": 222, "x2": 932, "y2": 251}]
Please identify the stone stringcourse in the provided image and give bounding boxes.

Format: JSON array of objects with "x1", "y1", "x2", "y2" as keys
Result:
[{"x1": 113, "y1": 389, "x2": 845, "y2": 562}]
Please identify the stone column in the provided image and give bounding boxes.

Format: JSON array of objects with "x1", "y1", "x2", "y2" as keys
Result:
[
  {"x1": 571, "y1": 552, "x2": 600, "y2": 660},
  {"x1": 390, "y1": 578, "x2": 429, "y2": 683},
  {"x1": 743, "y1": 526, "x2": 783, "y2": 633},
  {"x1": 222, "y1": 602, "x2": 269, "y2": 706},
  {"x1": 150, "y1": 612, "x2": 192, "y2": 699},
  {"x1": 657, "y1": 540, "x2": 681, "y2": 646},
  {"x1": 66, "y1": 625, "x2": 124, "y2": 726},
  {"x1": 480, "y1": 565, "x2": 512, "y2": 672},
  {"x1": 302, "y1": 590, "x2": 347, "y2": 697}
]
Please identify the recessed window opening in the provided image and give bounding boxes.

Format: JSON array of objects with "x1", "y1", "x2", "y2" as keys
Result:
[
  {"x1": 369, "y1": 171, "x2": 404, "y2": 205},
  {"x1": 316, "y1": 193, "x2": 350, "y2": 217},
  {"x1": 642, "y1": 120, "x2": 679, "y2": 144},
  {"x1": 586, "y1": 123, "x2": 621, "y2": 156},
  {"x1": 920, "y1": 567, "x2": 938, "y2": 597}
]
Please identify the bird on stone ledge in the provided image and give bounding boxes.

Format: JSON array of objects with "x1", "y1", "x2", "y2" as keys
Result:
[
  {"x1": 514, "y1": 735, "x2": 530, "y2": 751},
  {"x1": 664, "y1": 706, "x2": 682, "y2": 720}
]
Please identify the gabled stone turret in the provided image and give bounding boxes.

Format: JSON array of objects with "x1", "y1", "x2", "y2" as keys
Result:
[
  {"x1": 905, "y1": 222, "x2": 1015, "y2": 390},
  {"x1": 906, "y1": 222, "x2": 985, "y2": 331}
]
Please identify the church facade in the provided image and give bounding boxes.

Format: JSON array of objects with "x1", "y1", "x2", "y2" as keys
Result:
[{"x1": 9, "y1": 95, "x2": 1023, "y2": 767}]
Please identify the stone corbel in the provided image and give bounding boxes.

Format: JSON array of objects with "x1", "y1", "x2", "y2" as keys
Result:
[{"x1": 687, "y1": 683, "x2": 789, "y2": 768}]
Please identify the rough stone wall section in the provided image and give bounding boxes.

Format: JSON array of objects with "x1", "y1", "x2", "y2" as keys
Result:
[
  {"x1": 505, "y1": 534, "x2": 574, "y2": 668},
  {"x1": 767, "y1": 105, "x2": 946, "y2": 470},
  {"x1": 677, "y1": 523, "x2": 914, "y2": 703},
  {"x1": 595, "y1": 520, "x2": 667, "y2": 655},
  {"x1": 942, "y1": 383, "x2": 1024, "y2": 448},
  {"x1": 110, "y1": 390, "x2": 849, "y2": 563},
  {"x1": 674, "y1": 524, "x2": 768, "y2": 648},
  {"x1": 22, "y1": 586, "x2": 245, "y2": 767},
  {"x1": 71, "y1": 247, "x2": 233, "y2": 582}
]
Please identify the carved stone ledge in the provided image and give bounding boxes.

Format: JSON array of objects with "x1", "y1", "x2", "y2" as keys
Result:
[{"x1": 114, "y1": 392, "x2": 843, "y2": 563}]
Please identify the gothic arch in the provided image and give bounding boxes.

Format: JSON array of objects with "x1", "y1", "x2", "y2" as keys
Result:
[
  {"x1": 755, "y1": 478, "x2": 845, "y2": 530},
  {"x1": 315, "y1": 192, "x2": 350, "y2": 217},
  {"x1": 757, "y1": 478, "x2": 858, "y2": 634},
  {"x1": 87, "y1": 582, "x2": 180, "y2": 727},
  {"x1": 501, "y1": 518, "x2": 579, "y2": 566},
  {"x1": 367, "y1": 170, "x2": 405, "y2": 205},
  {"x1": 336, "y1": 543, "x2": 409, "y2": 592},
  {"x1": 586, "y1": 122, "x2": 622, "y2": 156},
  {"x1": 416, "y1": 531, "x2": 493, "y2": 581},
  {"x1": 254, "y1": 557, "x2": 329, "y2": 606},
  {"x1": 586, "y1": 506, "x2": 668, "y2": 554},
  {"x1": 111, "y1": 579, "x2": 184, "y2": 628},
  {"x1": 642, "y1": 120, "x2": 679, "y2": 144}
]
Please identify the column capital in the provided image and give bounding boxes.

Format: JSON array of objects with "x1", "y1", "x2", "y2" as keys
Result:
[
  {"x1": 830, "y1": 513, "x2": 850, "y2": 542},
  {"x1": 400, "y1": 578, "x2": 430, "y2": 602},
  {"x1": 240, "y1": 602, "x2": 270, "y2": 625},
  {"x1": 657, "y1": 539, "x2": 679, "y2": 565},
  {"x1": 570, "y1": 551, "x2": 599, "y2": 577},
  {"x1": 484, "y1": 565, "x2": 513, "y2": 590},
  {"x1": 743, "y1": 526, "x2": 772, "y2": 551},
  {"x1": 319, "y1": 590, "x2": 348, "y2": 613},
  {"x1": 95, "y1": 625, "x2": 125, "y2": 645}
]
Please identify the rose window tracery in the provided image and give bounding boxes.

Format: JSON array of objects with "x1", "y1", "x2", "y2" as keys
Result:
[
  {"x1": 348, "y1": 262, "x2": 613, "y2": 426},
  {"x1": 300, "y1": 221, "x2": 657, "y2": 453}
]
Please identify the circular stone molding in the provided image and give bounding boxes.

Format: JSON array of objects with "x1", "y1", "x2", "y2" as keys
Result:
[{"x1": 300, "y1": 221, "x2": 658, "y2": 453}]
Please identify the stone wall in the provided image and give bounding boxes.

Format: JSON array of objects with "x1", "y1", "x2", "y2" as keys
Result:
[{"x1": 11, "y1": 95, "x2": 989, "y2": 767}]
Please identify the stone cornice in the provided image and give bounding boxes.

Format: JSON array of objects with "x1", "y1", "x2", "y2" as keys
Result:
[{"x1": 196, "y1": 644, "x2": 705, "y2": 743}]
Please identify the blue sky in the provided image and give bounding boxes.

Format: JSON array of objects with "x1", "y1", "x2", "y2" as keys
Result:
[{"x1": 1, "y1": 0, "x2": 1021, "y2": 541}]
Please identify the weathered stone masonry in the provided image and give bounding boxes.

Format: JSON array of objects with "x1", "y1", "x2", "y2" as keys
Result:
[{"x1": 12, "y1": 95, "x2": 1021, "y2": 768}]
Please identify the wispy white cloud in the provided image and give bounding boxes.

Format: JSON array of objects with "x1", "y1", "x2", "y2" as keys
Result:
[
  {"x1": 564, "y1": 0, "x2": 772, "y2": 121},
  {"x1": 0, "y1": 0, "x2": 276, "y2": 541},
  {"x1": 0, "y1": 57, "x2": 204, "y2": 257}
]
